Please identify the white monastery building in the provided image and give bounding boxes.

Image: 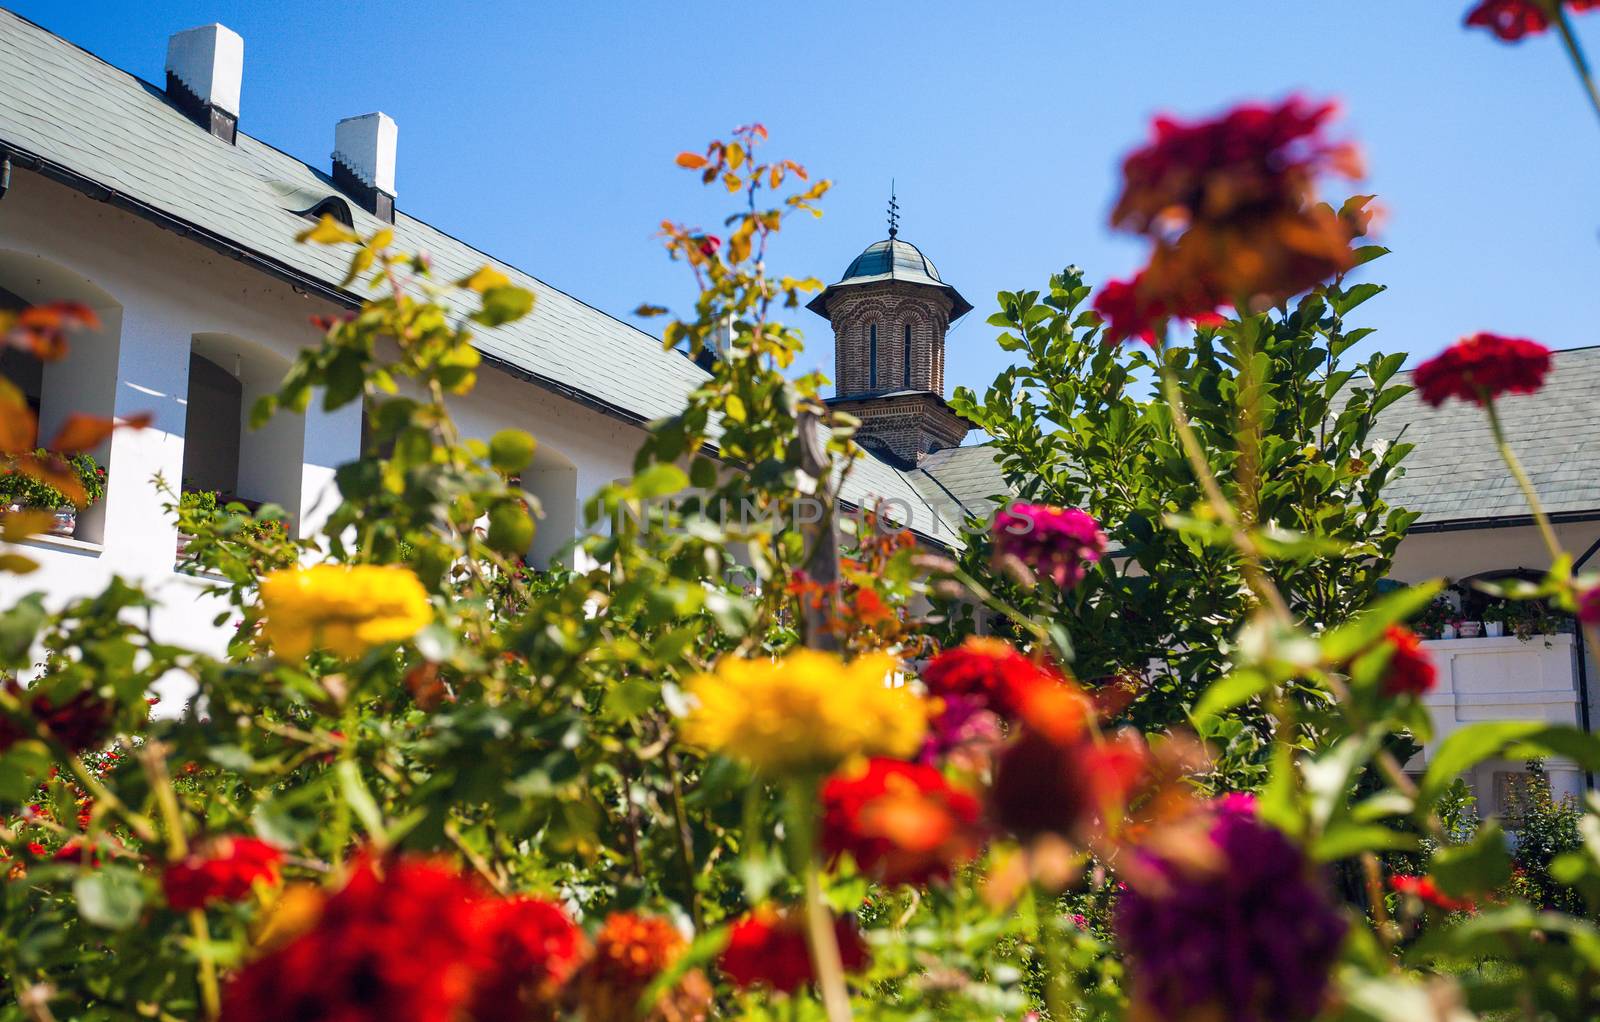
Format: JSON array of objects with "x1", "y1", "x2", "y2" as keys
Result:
[{"x1": 1, "y1": 12, "x2": 1597, "y2": 814}]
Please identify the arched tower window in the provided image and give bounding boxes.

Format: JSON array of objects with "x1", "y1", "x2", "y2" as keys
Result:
[
  {"x1": 868, "y1": 323, "x2": 877, "y2": 391},
  {"x1": 903, "y1": 323, "x2": 912, "y2": 389}
]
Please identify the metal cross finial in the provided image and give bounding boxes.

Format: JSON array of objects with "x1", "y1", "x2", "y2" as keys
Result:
[{"x1": 887, "y1": 180, "x2": 900, "y2": 239}]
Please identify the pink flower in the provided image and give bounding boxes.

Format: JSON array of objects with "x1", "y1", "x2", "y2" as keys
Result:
[{"x1": 992, "y1": 504, "x2": 1107, "y2": 589}]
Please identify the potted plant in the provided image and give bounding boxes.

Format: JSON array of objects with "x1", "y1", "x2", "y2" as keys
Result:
[
  {"x1": 176, "y1": 489, "x2": 287, "y2": 563},
  {"x1": 175, "y1": 489, "x2": 220, "y2": 560},
  {"x1": 1482, "y1": 601, "x2": 1512, "y2": 638},
  {"x1": 0, "y1": 449, "x2": 106, "y2": 538},
  {"x1": 1457, "y1": 617, "x2": 1483, "y2": 638},
  {"x1": 1416, "y1": 593, "x2": 1458, "y2": 639}
]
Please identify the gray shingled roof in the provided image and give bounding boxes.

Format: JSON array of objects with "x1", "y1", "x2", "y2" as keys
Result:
[
  {"x1": 0, "y1": 10, "x2": 968, "y2": 547},
  {"x1": 1379, "y1": 345, "x2": 1600, "y2": 527},
  {"x1": 910, "y1": 443, "x2": 1011, "y2": 525},
  {"x1": 900, "y1": 347, "x2": 1600, "y2": 535}
]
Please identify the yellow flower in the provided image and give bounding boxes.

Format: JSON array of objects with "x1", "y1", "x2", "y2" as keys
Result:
[
  {"x1": 259, "y1": 564, "x2": 432, "y2": 660},
  {"x1": 682, "y1": 650, "x2": 926, "y2": 776}
]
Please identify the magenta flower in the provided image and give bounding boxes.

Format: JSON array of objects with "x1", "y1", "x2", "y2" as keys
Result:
[
  {"x1": 1114, "y1": 794, "x2": 1346, "y2": 1022},
  {"x1": 991, "y1": 504, "x2": 1107, "y2": 589},
  {"x1": 1578, "y1": 584, "x2": 1600, "y2": 626}
]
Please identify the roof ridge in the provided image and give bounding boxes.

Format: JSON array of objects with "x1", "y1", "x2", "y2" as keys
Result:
[{"x1": 0, "y1": 7, "x2": 689, "y2": 373}]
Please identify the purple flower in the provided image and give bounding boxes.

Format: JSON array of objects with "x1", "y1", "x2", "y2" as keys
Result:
[
  {"x1": 1114, "y1": 795, "x2": 1346, "y2": 1022},
  {"x1": 991, "y1": 504, "x2": 1107, "y2": 589}
]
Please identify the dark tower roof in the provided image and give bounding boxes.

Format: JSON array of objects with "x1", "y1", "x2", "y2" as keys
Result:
[{"x1": 806, "y1": 237, "x2": 973, "y2": 321}]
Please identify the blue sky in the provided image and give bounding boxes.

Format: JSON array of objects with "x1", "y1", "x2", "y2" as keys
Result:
[{"x1": 15, "y1": 1, "x2": 1600, "y2": 395}]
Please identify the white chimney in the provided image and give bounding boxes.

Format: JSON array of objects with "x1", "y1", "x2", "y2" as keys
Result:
[
  {"x1": 332, "y1": 113, "x2": 398, "y2": 222},
  {"x1": 165, "y1": 24, "x2": 243, "y2": 143}
]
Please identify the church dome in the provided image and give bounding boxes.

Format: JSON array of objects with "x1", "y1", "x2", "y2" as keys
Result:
[
  {"x1": 807, "y1": 235, "x2": 972, "y2": 321},
  {"x1": 841, "y1": 237, "x2": 945, "y2": 286}
]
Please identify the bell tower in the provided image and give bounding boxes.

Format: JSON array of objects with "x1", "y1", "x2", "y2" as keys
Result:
[{"x1": 807, "y1": 196, "x2": 974, "y2": 464}]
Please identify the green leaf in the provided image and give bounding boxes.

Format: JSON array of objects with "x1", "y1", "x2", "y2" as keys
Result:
[
  {"x1": 1319, "y1": 580, "x2": 1442, "y2": 663},
  {"x1": 0, "y1": 739, "x2": 52, "y2": 801},
  {"x1": 1419, "y1": 723, "x2": 1600, "y2": 809},
  {"x1": 1431, "y1": 821, "x2": 1511, "y2": 898},
  {"x1": 75, "y1": 866, "x2": 145, "y2": 930},
  {"x1": 488, "y1": 429, "x2": 536, "y2": 474},
  {"x1": 632, "y1": 464, "x2": 689, "y2": 499},
  {"x1": 1304, "y1": 728, "x2": 1385, "y2": 830},
  {"x1": 471, "y1": 285, "x2": 535, "y2": 327},
  {"x1": 1192, "y1": 669, "x2": 1272, "y2": 721},
  {"x1": 336, "y1": 759, "x2": 389, "y2": 844},
  {"x1": 1312, "y1": 821, "x2": 1417, "y2": 861}
]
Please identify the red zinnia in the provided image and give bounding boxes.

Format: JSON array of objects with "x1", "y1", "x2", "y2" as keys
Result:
[
  {"x1": 1111, "y1": 95, "x2": 1359, "y2": 240},
  {"x1": 1390, "y1": 873, "x2": 1475, "y2": 912},
  {"x1": 821, "y1": 757, "x2": 985, "y2": 886},
  {"x1": 1466, "y1": 0, "x2": 1599, "y2": 41},
  {"x1": 990, "y1": 728, "x2": 1148, "y2": 841},
  {"x1": 1093, "y1": 272, "x2": 1228, "y2": 347},
  {"x1": 1412, "y1": 333, "x2": 1551, "y2": 407},
  {"x1": 469, "y1": 896, "x2": 586, "y2": 1022},
  {"x1": 163, "y1": 836, "x2": 283, "y2": 910},
  {"x1": 718, "y1": 905, "x2": 868, "y2": 994},
  {"x1": 921, "y1": 637, "x2": 1064, "y2": 720},
  {"x1": 1379, "y1": 625, "x2": 1436, "y2": 698},
  {"x1": 0, "y1": 678, "x2": 113, "y2": 755},
  {"x1": 219, "y1": 857, "x2": 491, "y2": 1022},
  {"x1": 570, "y1": 911, "x2": 711, "y2": 1022}
]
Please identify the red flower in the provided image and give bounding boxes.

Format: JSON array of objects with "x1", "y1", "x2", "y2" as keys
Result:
[
  {"x1": 220, "y1": 857, "x2": 491, "y2": 1022},
  {"x1": 570, "y1": 912, "x2": 711, "y2": 1022},
  {"x1": 696, "y1": 235, "x2": 722, "y2": 258},
  {"x1": 1413, "y1": 332, "x2": 1551, "y2": 407},
  {"x1": 0, "y1": 678, "x2": 113, "y2": 755},
  {"x1": 51, "y1": 838, "x2": 102, "y2": 867},
  {"x1": 25, "y1": 841, "x2": 45, "y2": 857},
  {"x1": 718, "y1": 906, "x2": 868, "y2": 994},
  {"x1": 162, "y1": 837, "x2": 283, "y2": 911},
  {"x1": 821, "y1": 757, "x2": 985, "y2": 886},
  {"x1": 1093, "y1": 272, "x2": 1227, "y2": 347},
  {"x1": 991, "y1": 729, "x2": 1148, "y2": 841},
  {"x1": 469, "y1": 896, "x2": 586, "y2": 1022},
  {"x1": 1390, "y1": 874, "x2": 1475, "y2": 912},
  {"x1": 1379, "y1": 625, "x2": 1436, "y2": 698},
  {"x1": 1465, "y1": 0, "x2": 1598, "y2": 40},
  {"x1": 921, "y1": 637, "x2": 1066, "y2": 721},
  {"x1": 1112, "y1": 96, "x2": 1359, "y2": 241}
]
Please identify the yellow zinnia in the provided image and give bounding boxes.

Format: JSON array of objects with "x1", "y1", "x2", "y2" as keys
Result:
[
  {"x1": 682, "y1": 650, "x2": 926, "y2": 776},
  {"x1": 259, "y1": 564, "x2": 432, "y2": 661}
]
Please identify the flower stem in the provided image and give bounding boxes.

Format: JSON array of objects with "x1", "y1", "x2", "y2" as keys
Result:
[
  {"x1": 785, "y1": 779, "x2": 852, "y2": 1022},
  {"x1": 1158, "y1": 364, "x2": 1293, "y2": 624},
  {"x1": 138, "y1": 744, "x2": 221, "y2": 1021},
  {"x1": 803, "y1": 856, "x2": 854, "y2": 1022},
  {"x1": 1553, "y1": 8, "x2": 1600, "y2": 130}
]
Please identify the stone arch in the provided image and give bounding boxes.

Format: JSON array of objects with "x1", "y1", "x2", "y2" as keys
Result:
[
  {"x1": 520, "y1": 438, "x2": 579, "y2": 569},
  {"x1": 0, "y1": 249, "x2": 124, "y2": 542},
  {"x1": 183, "y1": 333, "x2": 304, "y2": 527}
]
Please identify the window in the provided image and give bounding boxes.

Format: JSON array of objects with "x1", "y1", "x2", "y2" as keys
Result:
[
  {"x1": 868, "y1": 324, "x2": 877, "y2": 391},
  {"x1": 294, "y1": 195, "x2": 355, "y2": 227},
  {"x1": 903, "y1": 324, "x2": 912, "y2": 388},
  {"x1": 0, "y1": 285, "x2": 39, "y2": 448},
  {"x1": 180, "y1": 334, "x2": 304, "y2": 536}
]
